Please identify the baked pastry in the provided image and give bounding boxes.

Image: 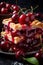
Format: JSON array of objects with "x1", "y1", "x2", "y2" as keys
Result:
[
  {"x1": 31, "y1": 20, "x2": 43, "y2": 28},
  {"x1": 0, "y1": 13, "x2": 43, "y2": 57}
]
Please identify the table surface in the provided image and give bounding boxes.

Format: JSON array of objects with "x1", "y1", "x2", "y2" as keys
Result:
[{"x1": 0, "y1": 53, "x2": 43, "y2": 65}]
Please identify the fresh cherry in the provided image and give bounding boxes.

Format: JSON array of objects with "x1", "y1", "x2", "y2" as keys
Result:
[
  {"x1": 0, "y1": 2, "x2": 6, "y2": 7},
  {"x1": 19, "y1": 14, "x2": 26, "y2": 24},
  {"x1": 35, "y1": 13, "x2": 40, "y2": 17},
  {"x1": 27, "y1": 12, "x2": 35, "y2": 21},
  {"x1": 13, "y1": 5, "x2": 20, "y2": 12},
  {"x1": 0, "y1": 41, "x2": 10, "y2": 51},
  {"x1": 35, "y1": 52, "x2": 40, "y2": 58},
  {"x1": 12, "y1": 13, "x2": 19, "y2": 23},
  {"x1": 1, "y1": 8, "x2": 8, "y2": 14},
  {"x1": 11, "y1": 5, "x2": 15, "y2": 8},
  {"x1": 13, "y1": 10, "x2": 17, "y2": 14},
  {"x1": 6, "y1": 3, "x2": 11, "y2": 9},
  {"x1": 12, "y1": 46, "x2": 19, "y2": 52},
  {"x1": 35, "y1": 48, "x2": 43, "y2": 59},
  {"x1": 19, "y1": 14, "x2": 31, "y2": 24}
]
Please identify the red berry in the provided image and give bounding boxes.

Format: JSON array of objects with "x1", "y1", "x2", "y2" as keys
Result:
[
  {"x1": 19, "y1": 14, "x2": 26, "y2": 24},
  {"x1": 13, "y1": 10, "x2": 17, "y2": 14},
  {"x1": 6, "y1": 3, "x2": 11, "y2": 9},
  {"x1": 40, "y1": 48, "x2": 43, "y2": 52},
  {"x1": 1, "y1": 41, "x2": 10, "y2": 51},
  {"x1": 12, "y1": 13, "x2": 19, "y2": 23},
  {"x1": 27, "y1": 12, "x2": 33, "y2": 16},
  {"x1": 35, "y1": 13, "x2": 40, "y2": 17},
  {"x1": 12, "y1": 46, "x2": 19, "y2": 52},
  {"x1": 11, "y1": 5, "x2": 15, "y2": 8},
  {"x1": 12, "y1": 47, "x2": 16, "y2": 52},
  {"x1": 35, "y1": 52, "x2": 39, "y2": 58},
  {"x1": 1, "y1": 8, "x2": 8, "y2": 14},
  {"x1": 19, "y1": 14, "x2": 30, "y2": 24},
  {"x1": 27, "y1": 12, "x2": 35, "y2": 21},
  {"x1": 13, "y1": 5, "x2": 19, "y2": 12},
  {"x1": 0, "y1": 2, "x2": 6, "y2": 7},
  {"x1": 35, "y1": 51, "x2": 42, "y2": 59}
]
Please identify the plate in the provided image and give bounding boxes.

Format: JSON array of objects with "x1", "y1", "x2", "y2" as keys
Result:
[{"x1": 0, "y1": 50, "x2": 39, "y2": 56}]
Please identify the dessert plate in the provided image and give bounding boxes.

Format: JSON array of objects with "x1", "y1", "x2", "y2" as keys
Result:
[{"x1": 0, "y1": 50, "x2": 39, "y2": 55}]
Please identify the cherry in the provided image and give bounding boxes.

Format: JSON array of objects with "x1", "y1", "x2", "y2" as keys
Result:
[
  {"x1": 35, "y1": 52, "x2": 40, "y2": 58},
  {"x1": 35, "y1": 13, "x2": 40, "y2": 17},
  {"x1": 35, "y1": 48, "x2": 43, "y2": 59},
  {"x1": 19, "y1": 14, "x2": 31, "y2": 25},
  {"x1": 13, "y1": 10, "x2": 17, "y2": 14},
  {"x1": 0, "y1": 2, "x2": 6, "y2": 7},
  {"x1": 12, "y1": 13, "x2": 19, "y2": 23},
  {"x1": 12, "y1": 46, "x2": 16, "y2": 52},
  {"x1": 12, "y1": 46, "x2": 19, "y2": 52},
  {"x1": 6, "y1": 3, "x2": 11, "y2": 9},
  {"x1": 11, "y1": 5, "x2": 15, "y2": 8},
  {"x1": 0, "y1": 41, "x2": 10, "y2": 51},
  {"x1": 1, "y1": 8, "x2": 8, "y2": 14},
  {"x1": 27, "y1": 12, "x2": 35, "y2": 21},
  {"x1": 13, "y1": 5, "x2": 20, "y2": 12},
  {"x1": 19, "y1": 14, "x2": 26, "y2": 24}
]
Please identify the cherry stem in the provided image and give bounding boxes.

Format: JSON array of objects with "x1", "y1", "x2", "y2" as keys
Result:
[
  {"x1": 18, "y1": 7, "x2": 25, "y2": 14},
  {"x1": 33, "y1": 5, "x2": 39, "y2": 11},
  {"x1": 25, "y1": 9, "x2": 30, "y2": 14},
  {"x1": 30, "y1": 6, "x2": 33, "y2": 13},
  {"x1": 30, "y1": 5, "x2": 39, "y2": 13}
]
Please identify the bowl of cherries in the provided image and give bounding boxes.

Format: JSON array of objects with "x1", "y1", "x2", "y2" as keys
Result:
[{"x1": 0, "y1": 2, "x2": 43, "y2": 60}]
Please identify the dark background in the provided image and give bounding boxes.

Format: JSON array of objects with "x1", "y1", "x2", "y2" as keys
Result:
[{"x1": 0, "y1": 0, "x2": 43, "y2": 13}]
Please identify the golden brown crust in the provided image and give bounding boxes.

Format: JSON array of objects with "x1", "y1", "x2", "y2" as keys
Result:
[
  {"x1": 31, "y1": 20, "x2": 43, "y2": 28},
  {"x1": 2, "y1": 18, "x2": 12, "y2": 25}
]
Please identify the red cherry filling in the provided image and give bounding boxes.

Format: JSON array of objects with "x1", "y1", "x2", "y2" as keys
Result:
[
  {"x1": 0, "y1": 27, "x2": 43, "y2": 58},
  {"x1": 15, "y1": 49, "x2": 25, "y2": 58}
]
